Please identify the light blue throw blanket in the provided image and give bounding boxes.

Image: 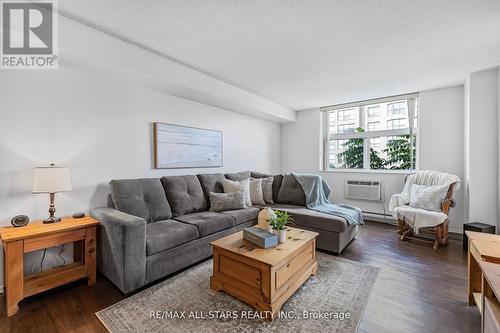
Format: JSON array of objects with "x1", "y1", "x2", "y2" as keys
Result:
[{"x1": 292, "y1": 173, "x2": 364, "y2": 225}]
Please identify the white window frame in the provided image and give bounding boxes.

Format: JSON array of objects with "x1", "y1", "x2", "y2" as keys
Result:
[{"x1": 322, "y1": 93, "x2": 419, "y2": 172}]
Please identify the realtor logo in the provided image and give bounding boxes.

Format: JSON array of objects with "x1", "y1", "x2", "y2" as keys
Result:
[{"x1": 1, "y1": 0, "x2": 58, "y2": 69}]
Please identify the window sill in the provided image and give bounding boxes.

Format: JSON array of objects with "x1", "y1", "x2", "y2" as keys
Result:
[{"x1": 319, "y1": 169, "x2": 413, "y2": 175}]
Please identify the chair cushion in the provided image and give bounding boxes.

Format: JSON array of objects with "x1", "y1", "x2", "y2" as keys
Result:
[
  {"x1": 251, "y1": 172, "x2": 283, "y2": 203},
  {"x1": 110, "y1": 178, "x2": 172, "y2": 223},
  {"x1": 161, "y1": 175, "x2": 207, "y2": 216},
  {"x1": 225, "y1": 171, "x2": 251, "y2": 181},
  {"x1": 221, "y1": 207, "x2": 260, "y2": 226},
  {"x1": 270, "y1": 204, "x2": 349, "y2": 233},
  {"x1": 277, "y1": 175, "x2": 306, "y2": 206},
  {"x1": 146, "y1": 219, "x2": 199, "y2": 256},
  {"x1": 174, "y1": 211, "x2": 234, "y2": 237},
  {"x1": 197, "y1": 173, "x2": 225, "y2": 202}
]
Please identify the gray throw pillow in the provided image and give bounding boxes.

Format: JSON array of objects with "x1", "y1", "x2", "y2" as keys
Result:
[
  {"x1": 249, "y1": 178, "x2": 265, "y2": 205},
  {"x1": 260, "y1": 176, "x2": 274, "y2": 204},
  {"x1": 277, "y1": 174, "x2": 306, "y2": 206},
  {"x1": 209, "y1": 191, "x2": 247, "y2": 212}
]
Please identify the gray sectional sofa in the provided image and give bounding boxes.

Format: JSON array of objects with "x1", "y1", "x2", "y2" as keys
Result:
[{"x1": 90, "y1": 171, "x2": 358, "y2": 294}]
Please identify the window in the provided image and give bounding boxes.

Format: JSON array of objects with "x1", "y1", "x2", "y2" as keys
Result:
[
  {"x1": 387, "y1": 101, "x2": 406, "y2": 116},
  {"x1": 337, "y1": 123, "x2": 356, "y2": 134},
  {"x1": 367, "y1": 106, "x2": 380, "y2": 118},
  {"x1": 337, "y1": 109, "x2": 356, "y2": 122},
  {"x1": 387, "y1": 118, "x2": 407, "y2": 130},
  {"x1": 322, "y1": 94, "x2": 419, "y2": 171},
  {"x1": 367, "y1": 121, "x2": 380, "y2": 131}
]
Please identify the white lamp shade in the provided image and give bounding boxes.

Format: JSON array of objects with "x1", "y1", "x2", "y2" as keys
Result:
[{"x1": 32, "y1": 166, "x2": 72, "y2": 193}]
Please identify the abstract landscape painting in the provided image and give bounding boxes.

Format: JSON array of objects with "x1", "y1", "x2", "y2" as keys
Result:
[{"x1": 154, "y1": 122, "x2": 223, "y2": 168}]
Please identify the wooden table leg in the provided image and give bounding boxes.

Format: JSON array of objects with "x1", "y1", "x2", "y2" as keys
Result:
[
  {"x1": 85, "y1": 226, "x2": 96, "y2": 286},
  {"x1": 5, "y1": 240, "x2": 24, "y2": 316},
  {"x1": 468, "y1": 247, "x2": 475, "y2": 305}
]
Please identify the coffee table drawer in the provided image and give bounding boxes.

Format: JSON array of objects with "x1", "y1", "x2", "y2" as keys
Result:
[{"x1": 275, "y1": 241, "x2": 314, "y2": 290}]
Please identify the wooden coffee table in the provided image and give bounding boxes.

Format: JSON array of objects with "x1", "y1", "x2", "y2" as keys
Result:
[{"x1": 210, "y1": 227, "x2": 318, "y2": 320}]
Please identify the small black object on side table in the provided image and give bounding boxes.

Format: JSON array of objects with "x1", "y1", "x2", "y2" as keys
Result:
[{"x1": 463, "y1": 222, "x2": 496, "y2": 251}]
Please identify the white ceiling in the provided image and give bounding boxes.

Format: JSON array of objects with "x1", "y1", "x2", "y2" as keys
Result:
[{"x1": 60, "y1": 0, "x2": 500, "y2": 111}]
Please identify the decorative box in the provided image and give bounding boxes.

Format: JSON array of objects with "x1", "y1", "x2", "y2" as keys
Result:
[{"x1": 243, "y1": 226, "x2": 278, "y2": 248}]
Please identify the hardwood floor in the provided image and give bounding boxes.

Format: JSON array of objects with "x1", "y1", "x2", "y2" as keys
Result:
[
  {"x1": 342, "y1": 222, "x2": 480, "y2": 333},
  {"x1": 0, "y1": 222, "x2": 480, "y2": 333}
]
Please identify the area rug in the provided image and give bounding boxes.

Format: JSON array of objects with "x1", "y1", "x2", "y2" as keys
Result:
[{"x1": 96, "y1": 253, "x2": 380, "y2": 333}]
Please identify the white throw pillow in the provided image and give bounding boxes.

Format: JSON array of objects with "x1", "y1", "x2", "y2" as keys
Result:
[
  {"x1": 249, "y1": 178, "x2": 265, "y2": 205},
  {"x1": 409, "y1": 184, "x2": 449, "y2": 212},
  {"x1": 222, "y1": 178, "x2": 252, "y2": 206}
]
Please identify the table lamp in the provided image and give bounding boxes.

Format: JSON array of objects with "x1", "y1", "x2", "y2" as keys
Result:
[{"x1": 32, "y1": 164, "x2": 72, "y2": 223}]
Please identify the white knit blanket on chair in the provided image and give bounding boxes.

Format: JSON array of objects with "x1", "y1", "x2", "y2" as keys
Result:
[{"x1": 389, "y1": 170, "x2": 460, "y2": 234}]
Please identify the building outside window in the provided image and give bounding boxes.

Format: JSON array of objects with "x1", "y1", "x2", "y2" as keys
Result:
[
  {"x1": 387, "y1": 101, "x2": 407, "y2": 116},
  {"x1": 337, "y1": 123, "x2": 356, "y2": 134},
  {"x1": 367, "y1": 106, "x2": 380, "y2": 118},
  {"x1": 367, "y1": 121, "x2": 380, "y2": 131},
  {"x1": 337, "y1": 109, "x2": 356, "y2": 122},
  {"x1": 323, "y1": 94, "x2": 418, "y2": 171},
  {"x1": 387, "y1": 118, "x2": 407, "y2": 130}
]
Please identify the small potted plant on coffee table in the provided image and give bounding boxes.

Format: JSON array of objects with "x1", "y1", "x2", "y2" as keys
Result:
[{"x1": 267, "y1": 210, "x2": 294, "y2": 243}]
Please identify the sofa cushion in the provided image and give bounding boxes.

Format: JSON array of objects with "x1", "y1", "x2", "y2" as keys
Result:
[
  {"x1": 146, "y1": 219, "x2": 199, "y2": 256},
  {"x1": 221, "y1": 207, "x2": 260, "y2": 226},
  {"x1": 270, "y1": 204, "x2": 349, "y2": 233},
  {"x1": 110, "y1": 178, "x2": 172, "y2": 223},
  {"x1": 277, "y1": 175, "x2": 306, "y2": 206},
  {"x1": 174, "y1": 211, "x2": 234, "y2": 237},
  {"x1": 225, "y1": 171, "x2": 251, "y2": 181},
  {"x1": 251, "y1": 172, "x2": 283, "y2": 203},
  {"x1": 161, "y1": 175, "x2": 208, "y2": 216},
  {"x1": 197, "y1": 173, "x2": 225, "y2": 202}
]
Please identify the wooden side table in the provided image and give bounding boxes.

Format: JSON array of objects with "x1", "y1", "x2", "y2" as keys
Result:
[
  {"x1": 466, "y1": 231, "x2": 500, "y2": 313},
  {"x1": 0, "y1": 216, "x2": 99, "y2": 317},
  {"x1": 480, "y1": 261, "x2": 500, "y2": 333}
]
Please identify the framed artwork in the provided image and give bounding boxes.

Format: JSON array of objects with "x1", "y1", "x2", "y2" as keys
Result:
[{"x1": 154, "y1": 122, "x2": 223, "y2": 169}]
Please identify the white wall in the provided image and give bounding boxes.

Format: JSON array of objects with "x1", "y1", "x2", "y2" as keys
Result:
[
  {"x1": 0, "y1": 65, "x2": 281, "y2": 287},
  {"x1": 281, "y1": 85, "x2": 465, "y2": 232},
  {"x1": 418, "y1": 86, "x2": 465, "y2": 231},
  {"x1": 465, "y1": 67, "x2": 499, "y2": 226}
]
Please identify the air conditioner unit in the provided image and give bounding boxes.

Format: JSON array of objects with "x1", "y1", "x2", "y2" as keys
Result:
[{"x1": 345, "y1": 180, "x2": 382, "y2": 202}]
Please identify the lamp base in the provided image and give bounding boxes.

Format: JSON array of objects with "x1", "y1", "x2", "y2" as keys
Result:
[{"x1": 43, "y1": 216, "x2": 62, "y2": 224}]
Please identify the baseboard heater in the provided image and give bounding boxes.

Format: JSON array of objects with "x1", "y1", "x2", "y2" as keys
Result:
[{"x1": 362, "y1": 211, "x2": 395, "y2": 224}]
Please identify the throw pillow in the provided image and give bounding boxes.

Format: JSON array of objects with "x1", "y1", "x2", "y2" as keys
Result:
[
  {"x1": 209, "y1": 191, "x2": 247, "y2": 212},
  {"x1": 409, "y1": 184, "x2": 449, "y2": 212},
  {"x1": 249, "y1": 178, "x2": 265, "y2": 205},
  {"x1": 260, "y1": 176, "x2": 274, "y2": 204},
  {"x1": 222, "y1": 178, "x2": 252, "y2": 206}
]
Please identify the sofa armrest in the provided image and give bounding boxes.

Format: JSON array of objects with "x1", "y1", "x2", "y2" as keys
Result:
[{"x1": 90, "y1": 207, "x2": 146, "y2": 294}]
